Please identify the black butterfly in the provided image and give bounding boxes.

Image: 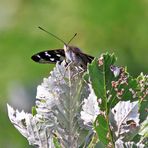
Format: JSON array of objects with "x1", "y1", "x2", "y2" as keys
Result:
[{"x1": 31, "y1": 27, "x2": 94, "y2": 70}]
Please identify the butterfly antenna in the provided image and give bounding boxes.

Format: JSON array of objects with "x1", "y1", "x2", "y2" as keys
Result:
[
  {"x1": 38, "y1": 26, "x2": 67, "y2": 45},
  {"x1": 67, "y1": 33, "x2": 77, "y2": 45}
]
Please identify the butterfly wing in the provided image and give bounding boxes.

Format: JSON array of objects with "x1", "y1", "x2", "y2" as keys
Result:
[
  {"x1": 73, "y1": 49, "x2": 94, "y2": 64},
  {"x1": 31, "y1": 49, "x2": 65, "y2": 64},
  {"x1": 80, "y1": 52, "x2": 94, "y2": 63},
  {"x1": 69, "y1": 46, "x2": 94, "y2": 64},
  {"x1": 77, "y1": 52, "x2": 94, "y2": 69}
]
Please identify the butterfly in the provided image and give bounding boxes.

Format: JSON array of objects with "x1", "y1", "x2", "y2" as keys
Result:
[{"x1": 31, "y1": 27, "x2": 94, "y2": 70}]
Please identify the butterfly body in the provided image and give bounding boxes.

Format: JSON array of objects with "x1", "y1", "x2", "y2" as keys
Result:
[{"x1": 31, "y1": 45, "x2": 94, "y2": 70}]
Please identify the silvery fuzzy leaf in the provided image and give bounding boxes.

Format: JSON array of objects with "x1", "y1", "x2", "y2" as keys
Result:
[
  {"x1": 139, "y1": 116, "x2": 148, "y2": 137},
  {"x1": 115, "y1": 139, "x2": 145, "y2": 148},
  {"x1": 7, "y1": 104, "x2": 55, "y2": 148},
  {"x1": 8, "y1": 61, "x2": 91, "y2": 148},
  {"x1": 80, "y1": 84, "x2": 100, "y2": 127},
  {"x1": 109, "y1": 101, "x2": 140, "y2": 141},
  {"x1": 115, "y1": 139, "x2": 124, "y2": 148},
  {"x1": 34, "y1": 62, "x2": 91, "y2": 147},
  {"x1": 138, "y1": 116, "x2": 148, "y2": 146}
]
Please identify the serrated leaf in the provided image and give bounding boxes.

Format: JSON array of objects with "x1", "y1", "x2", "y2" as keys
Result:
[
  {"x1": 87, "y1": 53, "x2": 116, "y2": 111},
  {"x1": 7, "y1": 104, "x2": 55, "y2": 147},
  {"x1": 109, "y1": 101, "x2": 140, "y2": 141},
  {"x1": 35, "y1": 62, "x2": 92, "y2": 147},
  {"x1": 87, "y1": 53, "x2": 117, "y2": 146},
  {"x1": 87, "y1": 53, "x2": 145, "y2": 112}
]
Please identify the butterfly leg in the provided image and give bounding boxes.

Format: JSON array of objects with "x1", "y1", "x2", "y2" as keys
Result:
[{"x1": 72, "y1": 66, "x2": 85, "y2": 78}]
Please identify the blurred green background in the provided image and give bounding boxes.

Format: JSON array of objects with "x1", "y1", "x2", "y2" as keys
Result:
[{"x1": 0, "y1": 0, "x2": 148, "y2": 147}]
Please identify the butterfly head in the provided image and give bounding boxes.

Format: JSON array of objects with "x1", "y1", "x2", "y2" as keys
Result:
[{"x1": 64, "y1": 44, "x2": 81, "y2": 52}]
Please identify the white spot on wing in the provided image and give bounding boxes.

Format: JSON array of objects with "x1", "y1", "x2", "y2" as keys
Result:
[
  {"x1": 37, "y1": 55, "x2": 41, "y2": 58},
  {"x1": 45, "y1": 52, "x2": 51, "y2": 57},
  {"x1": 56, "y1": 54, "x2": 61, "y2": 57},
  {"x1": 50, "y1": 58, "x2": 55, "y2": 61}
]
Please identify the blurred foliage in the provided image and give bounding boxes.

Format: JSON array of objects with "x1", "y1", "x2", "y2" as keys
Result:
[{"x1": 0, "y1": 0, "x2": 147, "y2": 147}]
